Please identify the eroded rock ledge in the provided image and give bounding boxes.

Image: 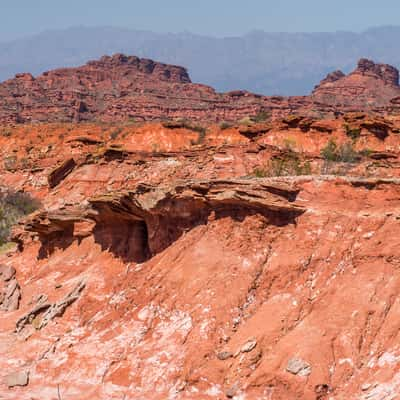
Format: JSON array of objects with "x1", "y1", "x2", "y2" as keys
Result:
[{"x1": 14, "y1": 179, "x2": 305, "y2": 261}]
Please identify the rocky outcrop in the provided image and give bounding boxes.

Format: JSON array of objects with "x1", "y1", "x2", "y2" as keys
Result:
[
  {"x1": 88, "y1": 53, "x2": 191, "y2": 83},
  {"x1": 47, "y1": 158, "x2": 76, "y2": 188},
  {"x1": 15, "y1": 280, "x2": 85, "y2": 332},
  {"x1": 343, "y1": 112, "x2": 393, "y2": 140},
  {"x1": 20, "y1": 179, "x2": 304, "y2": 260},
  {"x1": 238, "y1": 123, "x2": 271, "y2": 138},
  {"x1": 0, "y1": 265, "x2": 20, "y2": 312},
  {"x1": 312, "y1": 58, "x2": 400, "y2": 108},
  {"x1": 318, "y1": 70, "x2": 345, "y2": 85},
  {"x1": 355, "y1": 58, "x2": 399, "y2": 86}
]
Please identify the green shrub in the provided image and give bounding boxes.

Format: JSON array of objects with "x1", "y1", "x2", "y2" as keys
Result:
[
  {"x1": 321, "y1": 139, "x2": 360, "y2": 163},
  {"x1": 253, "y1": 167, "x2": 267, "y2": 178},
  {"x1": 219, "y1": 121, "x2": 233, "y2": 130},
  {"x1": 283, "y1": 137, "x2": 297, "y2": 151},
  {"x1": 4, "y1": 156, "x2": 17, "y2": 172},
  {"x1": 337, "y1": 142, "x2": 360, "y2": 163},
  {"x1": 1, "y1": 129, "x2": 12, "y2": 137},
  {"x1": 253, "y1": 110, "x2": 271, "y2": 123},
  {"x1": 344, "y1": 124, "x2": 361, "y2": 140},
  {"x1": 0, "y1": 190, "x2": 41, "y2": 245},
  {"x1": 110, "y1": 127, "x2": 123, "y2": 140},
  {"x1": 359, "y1": 148, "x2": 374, "y2": 157},
  {"x1": 321, "y1": 139, "x2": 338, "y2": 162},
  {"x1": 253, "y1": 151, "x2": 312, "y2": 177}
]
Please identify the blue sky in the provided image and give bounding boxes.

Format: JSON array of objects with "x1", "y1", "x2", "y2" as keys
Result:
[{"x1": 2, "y1": 0, "x2": 400, "y2": 40}]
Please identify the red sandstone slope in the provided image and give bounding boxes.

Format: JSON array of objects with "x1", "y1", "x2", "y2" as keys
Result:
[
  {"x1": 1, "y1": 120, "x2": 400, "y2": 399},
  {"x1": 3, "y1": 54, "x2": 400, "y2": 400},
  {"x1": 1, "y1": 54, "x2": 400, "y2": 124}
]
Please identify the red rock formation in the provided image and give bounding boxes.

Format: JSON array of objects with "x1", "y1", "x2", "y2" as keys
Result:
[
  {"x1": 0, "y1": 53, "x2": 287, "y2": 124},
  {"x1": 47, "y1": 158, "x2": 76, "y2": 188},
  {"x1": 356, "y1": 58, "x2": 399, "y2": 86},
  {"x1": 2, "y1": 54, "x2": 400, "y2": 124},
  {"x1": 317, "y1": 69, "x2": 346, "y2": 85},
  {"x1": 312, "y1": 58, "x2": 400, "y2": 108}
]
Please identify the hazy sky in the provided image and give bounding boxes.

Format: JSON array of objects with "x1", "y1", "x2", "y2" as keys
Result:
[{"x1": 2, "y1": 0, "x2": 400, "y2": 40}]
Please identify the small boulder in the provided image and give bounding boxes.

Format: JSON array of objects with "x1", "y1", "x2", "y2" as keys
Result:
[
  {"x1": 217, "y1": 351, "x2": 233, "y2": 360},
  {"x1": 241, "y1": 338, "x2": 257, "y2": 353},
  {"x1": 0, "y1": 279, "x2": 21, "y2": 311},
  {"x1": 315, "y1": 383, "x2": 332, "y2": 399},
  {"x1": 0, "y1": 265, "x2": 16, "y2": 281},
  {"x1": 4, "y1": 371, "x2": 29, "y2": 387},
  {"x1": 238, "y1": 123, "x2": 270, "y2": 138},
  {"x1": 225, "y1": 383, "x2": 239, "y2": 398},
  {"x1": 361, "y1": 383, "x2": 372, "y2": 391},
  {"x1": 286, "y1": 357, "x2": 312, "y2": 376}
]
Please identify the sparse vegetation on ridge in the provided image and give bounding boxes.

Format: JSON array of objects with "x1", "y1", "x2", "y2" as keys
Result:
[
  {"x1": 321, "y1": 139, "x2": 360, "y2": 163},
  {"x1": 252, "y1": 110, "x2": 271, "y2": 123},
  {"x1": 344, "y1": 123, "x2": 361, "y2": 140},
  {"x1": 162, "y1": 119, "x2": 207, "y2": 145},
  {"x1": 253, "y1": 148, "x2": 312, "y2": 178}
]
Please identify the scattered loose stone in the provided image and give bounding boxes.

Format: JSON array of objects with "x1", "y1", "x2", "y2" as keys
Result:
[
  {"x1": 217, "y1": 351, "x2": 233, "y2": 360},
  {"x1": 361, "y1": 383, "x2": 372, "y2": 391},
  {"x1": 315, "y1": 383, "x2": 331, "y2": 397},
  {"x1": 241, "y1": 338, "x2": 257, "y2": 353},
  {"x1": 0, "y1": 278, "x2": 21, "y2": 312},
  {"x1": 1, "y1": 280, "x2": 20, "y2": 311},
  {"x1": 16, "y1": 280, "x2": 85, "y2": 332},
  {"x1": 4, "y1": 371, "x2": 29, "y2": 387},
  {"x1": 39, "y1": 281, "x2": 86, "y2": 329},
  {"x1": 225, "y1": 383, "x2": 239, "y2": 398},
  {"x1": 0, "y1": 264, "x2": 21, "y2": 311},
  {"x1": 15, "y1": 302, "x2": 51, "y2": 332},
  {"x1": 0, "y1": 265, "x2": 16, "y2": 281},
  {"x1": 286, "y1": 357, "x2": 312, "y2": 376}
]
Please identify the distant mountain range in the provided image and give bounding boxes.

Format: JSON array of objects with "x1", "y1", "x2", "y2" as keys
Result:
[{"x1": 1, "y1": 25, "x2": 400, "y2": 95}]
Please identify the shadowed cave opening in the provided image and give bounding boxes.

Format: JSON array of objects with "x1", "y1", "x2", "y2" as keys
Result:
[
  {"x1": 93, "y1": 219, "x2": 150, "y2": 263},
  {"x1": 35, "y1": 202, "x2": 301, "y2": 263},
  {"x1": 90, "y1": 204, "x2": 300, "y2": 263}
]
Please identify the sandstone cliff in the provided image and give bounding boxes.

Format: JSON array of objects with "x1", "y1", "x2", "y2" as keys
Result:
[{"x1": 312, "y1": 58, "x2": 400, "y2": 108}]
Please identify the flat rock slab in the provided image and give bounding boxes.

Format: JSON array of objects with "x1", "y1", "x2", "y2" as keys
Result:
[
  {"x1": 0, "y1": 265, "x2": 16, "y2": 282},
  {"x1": 48, "y1": 158, "x2": 77, "y2": 188},
  {"x1": 4, "y1": 371, "x2": 29, "y2": 387},
  {"x1": 241, "y1": 338, "x2": 257, "y2": 353},
  {"x1": 286, "y1": 357, "x2": 312, "y2": 376}
]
